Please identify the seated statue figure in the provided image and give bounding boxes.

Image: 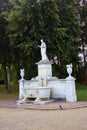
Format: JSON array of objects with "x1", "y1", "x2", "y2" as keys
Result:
[{"x1": 38, "y1": 39, "x2": 48, "y2": 61}]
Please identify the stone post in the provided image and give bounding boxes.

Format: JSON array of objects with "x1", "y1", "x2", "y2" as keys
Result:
[
  {"x1": 18, "y1": 79, "x2": 24, "y2": 100},
  {"x1": 66, "y1": 76, "x2": 77, "y2": 102},
  {"x1": 18, "y1": 69, "x2": 25, "y2": 100}
]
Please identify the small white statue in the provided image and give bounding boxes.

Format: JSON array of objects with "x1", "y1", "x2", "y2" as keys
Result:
[
  {"x1": 38, "y1": 39, "x2": 48, "y2": 61},
  {"x1": 66, "y1": 63, "x2": 72, "y2": 77},
  {"x1": 20, "y1": 69, "x2": 24, "y2": 80}
]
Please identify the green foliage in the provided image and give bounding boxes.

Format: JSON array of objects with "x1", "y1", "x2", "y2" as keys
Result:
[
  {"x1": 3, "y1": 0, "x2": 82, "y2": 79},
  {"x1": 79, "y1": 0, "x2": 87, "y2": 52},
  {"x1": 57, "y1": 0, "x2": 81, "y2": 38},
  {"x1": 0, "y1": 0, "x2": 13, "y2": 63},
  {"x1": 0, "y1": 0, "x2": 15, "y2": 91},
  {"x1": 0, "y1": 64, "x2": 4, "y2": 81}
]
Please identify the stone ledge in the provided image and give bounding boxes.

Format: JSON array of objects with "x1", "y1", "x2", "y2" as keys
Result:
[{"x1": 36, "y1": 59, "x2": 52, "y2": 65}]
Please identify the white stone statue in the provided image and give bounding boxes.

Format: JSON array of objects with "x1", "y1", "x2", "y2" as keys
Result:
[
  {"x1": 38, "y1": 39, "x2": 48, "y2": 61},
  {"x1": 20, "y1": 69, "x2": 24, "y2": 80},
  {"x1": 66, "y1": 63, "x2": 72, "y2": 77}
]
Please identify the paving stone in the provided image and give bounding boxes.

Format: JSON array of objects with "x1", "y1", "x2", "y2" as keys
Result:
[{"x1": 0, "y1": 99, "x2": 87, "y2": 110}]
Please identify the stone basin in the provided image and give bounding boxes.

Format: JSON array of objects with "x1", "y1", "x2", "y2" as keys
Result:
[{"x1": 22, "y1": 87, "x2": 52, "y2": 99}]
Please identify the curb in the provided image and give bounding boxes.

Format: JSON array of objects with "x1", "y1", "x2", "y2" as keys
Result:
[{"x1": 0, "y1": 99, "x2": 87, "y2": 110}]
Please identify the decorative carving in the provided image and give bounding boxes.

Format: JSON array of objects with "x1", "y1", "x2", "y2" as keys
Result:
[
  {"x1": 20, "y1": 69, "x2": 24, "y2": 80},
  {"x1": 66, "y1": 63, "x2": 72, "y2": 77}
]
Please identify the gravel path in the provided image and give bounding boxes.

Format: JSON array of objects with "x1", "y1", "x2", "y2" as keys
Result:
[{"x1": 0, "y1": 107, "x2": 87, "y2": 130}]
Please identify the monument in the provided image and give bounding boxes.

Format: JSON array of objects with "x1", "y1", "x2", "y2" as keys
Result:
[{"x1": 18, "y1": 40, "x2": 77, "y2": 104}]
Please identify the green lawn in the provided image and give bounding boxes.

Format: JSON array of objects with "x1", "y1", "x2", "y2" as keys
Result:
[
  {"x1": 76, "y1": 83, "x2": 87, "y2": 101},
  {"x1": 0, "y1": 83, "x2": 87, "y2": 101},
  {"x1": 0, "y1": 85, "x2": 18, "y2": 100}
]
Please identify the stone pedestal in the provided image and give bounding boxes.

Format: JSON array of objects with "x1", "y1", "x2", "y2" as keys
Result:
[
  {"x1": 18, "y1": 79, "x2": 24, "y2": 100},
  {"x1": 36, "y1": 60, "x2": 52, "y2": 87},
  {"x1": 36, "y1": 60, "x2": 52, "y2": 77},
  {"x1": 66, "y1": 76, "x2": 77, "y2": 102}
]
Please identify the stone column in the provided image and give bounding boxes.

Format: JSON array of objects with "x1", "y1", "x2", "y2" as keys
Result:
[
  {"x1": 66, "y1": 76, "x2": 77, "y2": 102},
  {"x1": 18, "y1": 79, "x2": 24, "y2": 100}
]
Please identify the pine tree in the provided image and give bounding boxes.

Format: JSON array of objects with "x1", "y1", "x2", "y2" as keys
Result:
[{"x1": 0, "y1": 0, "x2": 12, "y2": 92}]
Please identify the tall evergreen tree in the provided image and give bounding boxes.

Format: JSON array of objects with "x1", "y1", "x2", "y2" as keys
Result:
[
  {"x1": 5, "y1": 0, "x2": 81, "y2": 78},
  {"x1": 0, "y1": 0, "x2": 13, "y2": 91}
]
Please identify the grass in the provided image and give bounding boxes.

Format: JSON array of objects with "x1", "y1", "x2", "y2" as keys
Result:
[
  {"x1": 0, "y1": 85, "x2": 18, "y2": 100},
  {"x1": 0, "y1": 83, "x2": 87, "y2": 101},
  {"x1": 76, "y1": 83, "x2": 87, "y2": 101}
]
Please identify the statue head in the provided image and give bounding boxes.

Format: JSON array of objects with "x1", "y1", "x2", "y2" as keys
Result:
[{"x1": 41, "y1": 39, "x2": 43, "y2": 43}]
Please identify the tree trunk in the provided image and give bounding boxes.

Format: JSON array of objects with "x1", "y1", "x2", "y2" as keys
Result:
[
  {"x1": 2, "y1": 64, "x2": 8, "y2": 89},
  {"x1": 2, "y1": 63, "x2": 11, "y2": 92},
  {"x1": 6, "y1": 65, "x2": 11, "y2": 93}
]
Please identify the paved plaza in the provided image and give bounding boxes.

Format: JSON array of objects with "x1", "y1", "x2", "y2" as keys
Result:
[
  {"x1": 0, "y1": 106, "x2": 87, "y2": 130},
  {"x1": 0, "y1": 99, "x2": 87, "y2": 130}
]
